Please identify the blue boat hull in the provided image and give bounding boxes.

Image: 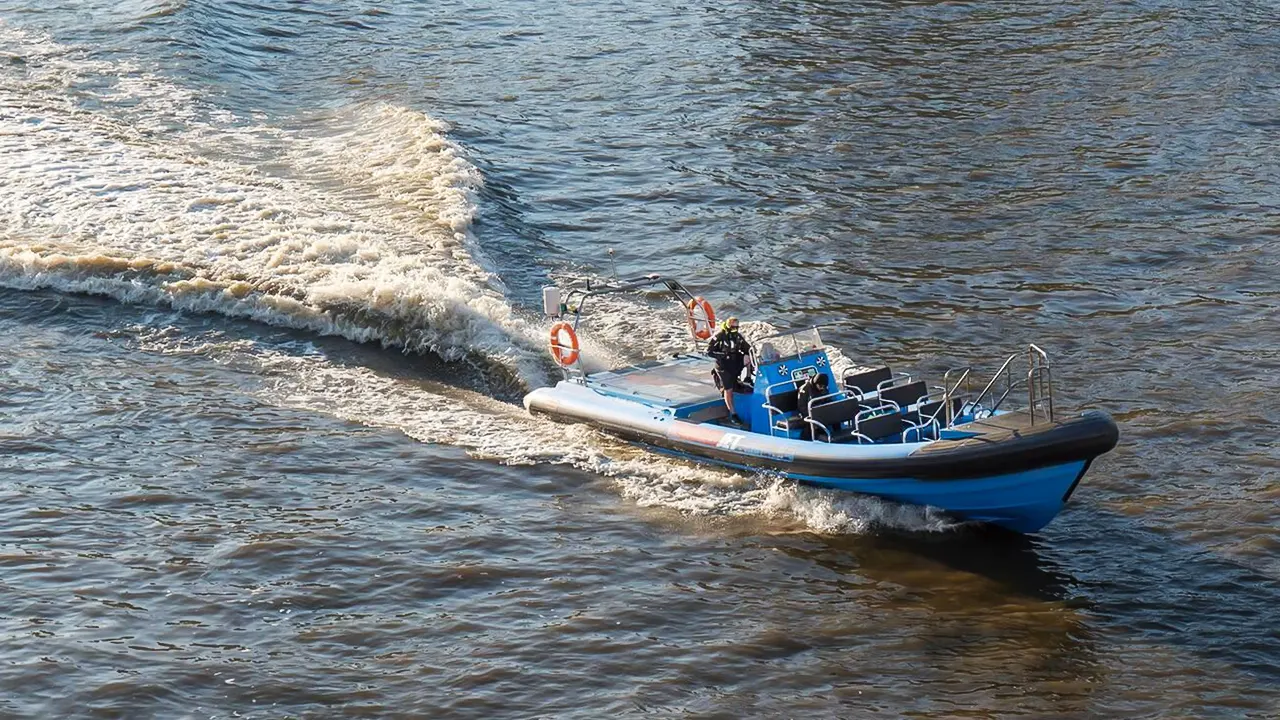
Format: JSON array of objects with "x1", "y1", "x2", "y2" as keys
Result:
[
  {"x1": 787, "y1": 460, "x2": 1090, "y2": 533},
  {"x1": 525, "y1": 377, "x2": 1118, "y2": 533},
  {"x1": 644, "y1": 441, "x2": 1090, "y2": 533}
]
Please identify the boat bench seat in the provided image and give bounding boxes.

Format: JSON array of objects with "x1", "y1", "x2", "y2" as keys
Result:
[
  {"x1": 906, "y1": 397, "x2": 964, "y2": 427},
  {"x1": 902, "y1": 398, "x2": 956, "y2": 442},
  {"x1": 878, "y1": 380, "x2": 928, "y2": 412},
  {"x1": 772, "y1": 380, "x2": 945, "y2": 440},
  {"x1": 775, "y1": 415, "x2": 806, "y2": 431},
  {"x1": 808, "y1": 396, "x2": 867, "y2": 442},
  {"x1": 835, "y1": 411, "x2": 908, "y2": 444},
  {"x1": 765, "y1": 387, "x2": 805, "y2": 431},
  {"x1": 843, "y1": 366, "x2": 922, "y2": 407},
  {"x1": 843, "y1": 366, "x2": 893, "y2": 396}
]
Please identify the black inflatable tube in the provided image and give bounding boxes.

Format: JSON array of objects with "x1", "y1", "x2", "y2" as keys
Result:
[{"x1": 567, "y1": 410, "x2": 1119, "y2": 482}]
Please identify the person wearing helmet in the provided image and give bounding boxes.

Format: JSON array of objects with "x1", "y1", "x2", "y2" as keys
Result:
[{"x1": 707, "y1": 316, "x2": 753, "y2": 426}]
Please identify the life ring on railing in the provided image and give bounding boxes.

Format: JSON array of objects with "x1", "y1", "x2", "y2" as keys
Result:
[
  {"x1": 549, "y1": 322, "x2": 580, "y2": 366},
  {"x1": 686, "y1": 296, "x2": 716, "y2": 340}
]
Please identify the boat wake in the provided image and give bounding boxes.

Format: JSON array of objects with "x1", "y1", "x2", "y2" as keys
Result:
[
  {"x1": 130, "y1": 324, "x2": 958, "y2": 535},
  {"x1": 0, "y1": 22, "x2": 550, "y2": 388},
  {"x1": 0, "y1": 22, "x2": 955, "y2": 535}
]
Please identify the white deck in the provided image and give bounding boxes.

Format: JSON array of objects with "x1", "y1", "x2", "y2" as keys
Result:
[{"x1": 586, "y1": 355, "x2": 722, "y2": 408}]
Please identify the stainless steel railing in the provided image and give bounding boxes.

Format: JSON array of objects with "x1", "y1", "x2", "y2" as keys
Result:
[{"x1": 970, "y1": 344, "x2": 1055, "y2": 425}]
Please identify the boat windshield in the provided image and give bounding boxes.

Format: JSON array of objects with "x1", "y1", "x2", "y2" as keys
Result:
[{"x1": 754, "y1": 327, "x2": 824, "y2": 363}]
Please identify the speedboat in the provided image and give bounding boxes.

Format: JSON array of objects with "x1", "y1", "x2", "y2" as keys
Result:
[{"x1": 524, "y1": 275, "x2": 1119, "y2": 533}]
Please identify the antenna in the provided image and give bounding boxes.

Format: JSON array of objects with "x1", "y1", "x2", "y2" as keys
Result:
[{"x1": 607, "y1": 247, "x2": 619, "y2": 281}]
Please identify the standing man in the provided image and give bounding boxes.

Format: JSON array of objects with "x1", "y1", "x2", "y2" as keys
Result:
[{"x1": 708, "y1": 316, "x2": 753, "y2": 426}]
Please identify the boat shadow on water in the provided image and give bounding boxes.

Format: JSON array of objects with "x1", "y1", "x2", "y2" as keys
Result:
[
  {"x1": 769, "y1": 513, "x2": 1280, "y2": 696},
  {"x1": 776, "y1": 524, "x2": 1079, "y2": 604},
  {"x1": 757, "y1": 524, "x2": 1102, "y2": 702}
]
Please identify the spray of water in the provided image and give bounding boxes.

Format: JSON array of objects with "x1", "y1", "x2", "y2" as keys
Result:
[
  {"x1": 0, "y1": 22, "x2": 551, "y2": 386},
  {"x1": 2, "y1": 22, "x2": 952, "y2": 535}
]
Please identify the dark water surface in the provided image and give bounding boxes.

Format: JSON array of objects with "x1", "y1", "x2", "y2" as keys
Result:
[{"x1": 1, "y1": 1, "x2": 1278, "y2": 717}]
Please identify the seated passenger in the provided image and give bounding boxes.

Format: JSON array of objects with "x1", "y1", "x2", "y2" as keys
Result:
[{"x1": 796, "y1": 373, "x2": 830, "y2": 439}]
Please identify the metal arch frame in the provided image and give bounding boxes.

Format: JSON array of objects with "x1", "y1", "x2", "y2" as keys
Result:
[{"x1": 549, "y1": 274, "x2": 705, "y2": 381}]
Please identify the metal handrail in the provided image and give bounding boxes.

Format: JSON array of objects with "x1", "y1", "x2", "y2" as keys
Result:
[
  {"x1": 941, "y1": 366, "x2": 972, "y2": 427},
  {"x1": 876, "y1": 373, "x2": 913, "y2": 393},
  {"x1": 761, "y1": 378, "x2": 801, "y2": 437},
  {"x1": 971, "y1": 344, "x2": 1056, "y2": 426},
  {"x1": 972, "y1": 352, "x2": 1019, "y2": 412},
  {"x1": 1028, "y1": 367, "x2": 1052, "y2": 422},
  {"x1": 943, "y1": 366, "x2": 971, "y2": 396},
  {"x1": 805, "y1": 389, "x2": 844, "y2": 415},
  {"x1": 991, "y1": 377, "x2": 1027, "y2": 413},
  {"x1": 1027, "y1": 344, "x2": 1054, "y2": 423}
]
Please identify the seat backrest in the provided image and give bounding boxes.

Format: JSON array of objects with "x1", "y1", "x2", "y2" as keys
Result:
[
  {"x1": 910, "y1": 400, "x2": 944, "y2": 426},
  {"x1": 810, "y1": 396, "x2": 864, "y2": 428},
  {"x1": 880, "y1": 380, "x2": 928, "y2": 410},
  {"x1": 843, "y1": 366, "x2": 892, "y2": 396},
  {"x1": 856, "y1": 413, "x2": 904, "y2": 442},
  {"x1": 909, "y1": 397, "x2": 966, "y2": 426},
  {"x1": 767, "y1": 387, "x2": 799, "y2": 413}
]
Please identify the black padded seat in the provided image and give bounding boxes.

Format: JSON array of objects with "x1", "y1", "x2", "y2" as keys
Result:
[
  {"x1": 909, "y1": 400, "x2": 944, "y2": 427},
  {"x1": 879, "y1": 380, "x2": 928, "y2": 411},
  {"x1": 907, "y1": 398, "x2": 964, "y2": 427},
  {"x1": 851, "y1": 412, "x2": 905, "y2": 444},
  {"x1": 764, "y1": 385, "x2": 802, "y2": 432},
  {"x1": 774, "y1": 415, "x2": 807, "y2": 431},
  {"x1": 807, "y1": 396, "x2": 866, "y2": 442},
  {"x1": 766, "y1": 388, "x2": 799, "y2": 413},
  {"x1": 843, "y1": 366, "x2": 892, "y2": 396}
]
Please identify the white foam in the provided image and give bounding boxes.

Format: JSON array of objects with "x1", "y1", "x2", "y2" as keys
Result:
[
  {"x1": 262, "y1": 350, "x2": 953, "y2": 533},
  {"x1": 0, "y1": 22, "x2": 951, "y2": 534},
  {"x1": 0, "y1": 23, "x2": 551, "y2": 386},
  {"x1": 0, "y1": 24, "x2": 775, "y2": 387},
  {"x1": 126, "y1": 325, "x2": 952, "y2": 535}
]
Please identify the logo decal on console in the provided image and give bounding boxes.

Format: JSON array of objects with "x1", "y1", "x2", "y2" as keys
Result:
[{"x1": 790, "y1": 366, "x2": 818, "y2": 381}]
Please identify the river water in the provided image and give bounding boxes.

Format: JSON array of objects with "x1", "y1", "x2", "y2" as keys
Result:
[{"x1": 1, "y1": 1, "x2": 1277, "y2": 717}]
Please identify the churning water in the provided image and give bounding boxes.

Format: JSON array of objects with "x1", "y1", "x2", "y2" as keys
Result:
[{"x1": 1, "y1": 2, "x2": 1278, "y2": 717}]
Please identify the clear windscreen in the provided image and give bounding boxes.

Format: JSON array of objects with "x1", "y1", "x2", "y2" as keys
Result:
[{"x1": 755, "y1": 327, "x2": 823, "y2": 363}]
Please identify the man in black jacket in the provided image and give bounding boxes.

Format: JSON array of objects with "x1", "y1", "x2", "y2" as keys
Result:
[
  {"x1": 796, "y1": 372, "x2": 830, "y2": 440},
  {"x1": 708, "y1": 317, "x2": 752, "y2": 425}
]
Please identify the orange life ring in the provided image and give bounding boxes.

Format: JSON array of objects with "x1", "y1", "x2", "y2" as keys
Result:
[
  {"x1": 686, "y1": 296, "x2": 716, "y2": 340},
  {"x1": 549, "y1": 322, "x2": 580, "y2": 366}
]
